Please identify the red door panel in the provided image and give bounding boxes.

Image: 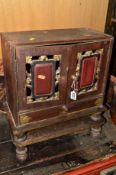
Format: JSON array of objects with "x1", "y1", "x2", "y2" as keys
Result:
[
  {"x1": 32, "y1": 61, "x2": 55, "y2": 98},
  {"x1": 80, "y1": 55, "x2": 98, "y2": 89}
]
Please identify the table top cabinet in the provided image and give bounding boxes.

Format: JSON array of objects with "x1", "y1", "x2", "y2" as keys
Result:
[{"x1": 1, "y1": 28, "x2": 113, "y2": 161}]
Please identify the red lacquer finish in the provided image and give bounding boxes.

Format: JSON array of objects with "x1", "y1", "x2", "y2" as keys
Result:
[
  {"x1": 33, "y1": 62, "x2": 54, "y2": 97},
  {"x1": 56, "y1": 155, "x2": 116, "y2": 175},
  {"x1": 80, "y1": 56, "x2": 97, "y2": 89}
]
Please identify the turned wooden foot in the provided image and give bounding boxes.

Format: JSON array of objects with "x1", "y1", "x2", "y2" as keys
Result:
[
  {"x1": 16, "y1": 146, "x2": 28, "y2": 161},
  {"x1": 14, "y1": 134, "x2": 28, "y2": 161},
  {"x1": 90, "y1": 112, "x2": 103, "y2": 138}
]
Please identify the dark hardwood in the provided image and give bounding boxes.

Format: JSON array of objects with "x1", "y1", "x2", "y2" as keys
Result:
[
  {"x1": 0, "y1": 111, "x2": 115, "y2": 175},
  {"x1": 105, "y1": 0, "x2": 116, "y2": 82},
  {"x1": 105, "y1": 0, "x2": 116, "y2": 125},
  {"x1": 1, "y1": 28, "x2": 113, "y2": 160}
]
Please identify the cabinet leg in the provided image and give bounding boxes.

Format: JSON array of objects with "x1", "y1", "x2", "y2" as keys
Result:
[
  {"x1": 14, "y1": 134, "x2": 28, "y2": 161},
  {"x1": 16, "y1": 146, "x2": 28, "y2": 162},
  {"x1": 90, "y1": 112, "x2": 102, "y2": 138},
  {"x1": 14, "y1": 134, "x2": 27, "y2": 143}
]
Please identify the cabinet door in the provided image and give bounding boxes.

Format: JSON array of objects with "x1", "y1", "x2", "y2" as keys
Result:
[
  {"x1": 16, "y1": 45, "x2": 69, "y2": 111},
  {"x1": 66, "y1": 40, "x2": 111, "y2": 111}
]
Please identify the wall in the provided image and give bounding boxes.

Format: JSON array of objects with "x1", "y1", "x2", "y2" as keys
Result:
[{"x1": 0, "y1": 0, "x2": 109, "y2": 60}]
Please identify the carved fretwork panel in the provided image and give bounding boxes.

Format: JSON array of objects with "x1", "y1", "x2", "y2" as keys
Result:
[
  {"x1": 26, "y1": 55, "x2": 62, "y2": 103},
  {"x1": 71, "y1": 49, "x2": 103, "y2": 97}
]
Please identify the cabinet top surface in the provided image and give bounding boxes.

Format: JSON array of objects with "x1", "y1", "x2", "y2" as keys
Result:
[{"x1": 1, "y1": 28, "x2": 112, "y2": 46}]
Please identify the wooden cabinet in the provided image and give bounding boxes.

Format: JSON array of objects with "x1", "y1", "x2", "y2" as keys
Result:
[{"x1": 1, "y1": 28, "x2": 113, "y2": 161}]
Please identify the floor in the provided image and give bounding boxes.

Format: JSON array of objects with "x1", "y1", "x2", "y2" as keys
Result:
[{"x1": 0, "y1": 110, "x2": 116, "y2": 175}]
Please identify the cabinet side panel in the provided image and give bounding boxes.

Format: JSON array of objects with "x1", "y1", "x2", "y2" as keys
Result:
[
  {"x1": 1, "y1": 36, "x2": 18, "y2": 125},
  {"x1": 102, "y1": 38, "x2": 114, "y2": 96}
]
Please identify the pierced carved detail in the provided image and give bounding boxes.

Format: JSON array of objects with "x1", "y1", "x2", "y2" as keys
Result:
[
  {"x1": 75, "y1": 49, "x2": 103, "y2": 95},
  {"x1": 26, "y1": 55, "x2": 62, "y2": 103}
]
